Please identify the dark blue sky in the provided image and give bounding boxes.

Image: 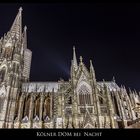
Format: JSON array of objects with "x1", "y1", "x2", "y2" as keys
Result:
[{"x1": 0, "y1": 3, "x2": 140, "y2": 91}]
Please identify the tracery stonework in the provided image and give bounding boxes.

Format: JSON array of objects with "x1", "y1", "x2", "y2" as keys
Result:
[{"x1": 0, "y1": 7, "x2": 140, "y2": 129}]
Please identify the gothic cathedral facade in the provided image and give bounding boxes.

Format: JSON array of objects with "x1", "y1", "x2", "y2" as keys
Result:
[{"x1": 0, "y1": 8, "x2": 140, "y2": 129}]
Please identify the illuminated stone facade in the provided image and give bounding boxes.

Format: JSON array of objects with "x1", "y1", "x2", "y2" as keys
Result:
[{"x1": 0, "y1": 8, "x2": 140, "y2": 128}]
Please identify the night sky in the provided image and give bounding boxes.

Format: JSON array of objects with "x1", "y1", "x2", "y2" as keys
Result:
[{"x1": 0, "y1": 3, "x2": 140, "y2": 91}]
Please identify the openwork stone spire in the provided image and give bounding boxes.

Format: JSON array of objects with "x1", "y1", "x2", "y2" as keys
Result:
[{"x1": 10, "y1": 7, "x2": 22, "y2": 41}]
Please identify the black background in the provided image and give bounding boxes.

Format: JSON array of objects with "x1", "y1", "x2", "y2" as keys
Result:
[{"x1": 0, "y1": 3, "x2": 140, "y2": 92}]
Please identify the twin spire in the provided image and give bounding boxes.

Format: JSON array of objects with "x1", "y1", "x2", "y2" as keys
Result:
[{"x1": 10, "y1": 7, "x2": 94, "y2": 72}]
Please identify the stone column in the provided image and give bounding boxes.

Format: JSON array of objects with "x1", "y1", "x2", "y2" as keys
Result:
[
  {"x1": 106, "y1": 89, "x2": 116, "y2": 128},
  {"x1": 0, "y1": 94, "x2": 9, "y2": 128},
  {"x1": 16, "y1": 93, "x2": 25, "y2": 128},
  {"x1": 129, "y1": 92, "x2": 135, "y2": 107},
  {"x1": 94, "y1": 86, "x2": 101, "y2": 128},
  {"x1": 57, "y1": 92, "x2": 61, "y2": 117},
  {"x1": 115, "y1": 92, "x2": 123, "y2": 118},
  {"x1": 117, "y1": 92, "x2": 127, "y2": 127},
  {"x1": 125, "y1": 92, "x2": 136, "y2": 120},
  {"x1": 39, "y1": 93, "x2": 44, "y2": 121},
  {"x1": 72, "y1": 88, "x2": 78, "y2": 128},
  {"x1": 50, "y1": 93, "x2": 52, "y2": 119},
  {"x1": 6, "y1": 87, "x2": 18, "y2": 128},
  {"x1": 17, "y1": 94, "x2": 25, "y2": 121},
  {"x1": 61, "y1": 92, "x2": 65, "y2": 128},
  {"x1": 29, "y1": 94, "x2": 35, "y2": 127},
  {"x1": 53, "y1": 92, "x2": 58, "y2": 128}
]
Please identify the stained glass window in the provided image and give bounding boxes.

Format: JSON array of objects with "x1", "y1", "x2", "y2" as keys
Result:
[{"x1": 78, "y1": 85, "x2": 92, "y2": 105}]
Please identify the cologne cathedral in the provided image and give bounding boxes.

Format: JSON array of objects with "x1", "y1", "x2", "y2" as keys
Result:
[{"x1": 0, "y1": 8, "x2": 140, "y2": 129}]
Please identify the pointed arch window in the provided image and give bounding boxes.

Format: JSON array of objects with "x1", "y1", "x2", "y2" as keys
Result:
[
  {"x1": 23, "y1": 96, "x2": 30, "y2": 117},
  {"x1": 34, "y1": 97, "x2": 40, "y2": 117},
  {"x1": 78, "y1": 85, "x2": 92, "y2": 105},
  {"x1": 67, "y1": 96, "x2": 72, "y2": 105},
  {"x1": 43, "y1": 95, "x2": 50, "y2": 118}
]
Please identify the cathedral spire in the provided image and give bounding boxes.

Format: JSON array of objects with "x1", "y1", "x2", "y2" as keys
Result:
[
  {"x1": 10, "y1": 7, "x2": 22, "y2": 41},
  {"x1": 112, "y1": 76, "x2": 115, "y2": 83},
  {"x1": 90, "y1": 59, "x2": 96, "y2": 80},
  {"x1": 72, "y1": 46, "x2": 78, "y2": 70},
  {"x1": 79, "y1": 56, "x2": 84, "y2": 66},
  {"x1": 80, "y1": 56, "x2": 83, "y2": 63},
  {"x1": 23, "y1": 26, "x2": 27, "y2": 49},
  {"x1": 90, "y1": 60, "x2": 95, "y2": 74}
]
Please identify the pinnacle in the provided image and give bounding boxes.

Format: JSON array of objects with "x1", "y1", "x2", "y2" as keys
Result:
[
  {"x1": 24, "y1": 25, "x2": 27, "y2": 30},
  {"x1": 73, "y1": 46, "x2": 75, "y2": 50},
  {"x1": 90, "y1": 59, "x2": 92, "y2": 64},
  {"x1": 112, "y1": 76, "x2": 115, "y2": 82},
  {"x1": 80, "y1": 56, "x2": 83, "y2": 62},
  {"x1": 19, "y1": 7, "x2": 23, "y2": 12},
  {"x1": 72, "y1": 45, "x2": 78, "y2": 70}
]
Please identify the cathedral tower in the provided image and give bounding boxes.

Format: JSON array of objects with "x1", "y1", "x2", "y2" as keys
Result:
[{"x1": 0, "y1": 8, "x2": 32, "y2": 128}]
